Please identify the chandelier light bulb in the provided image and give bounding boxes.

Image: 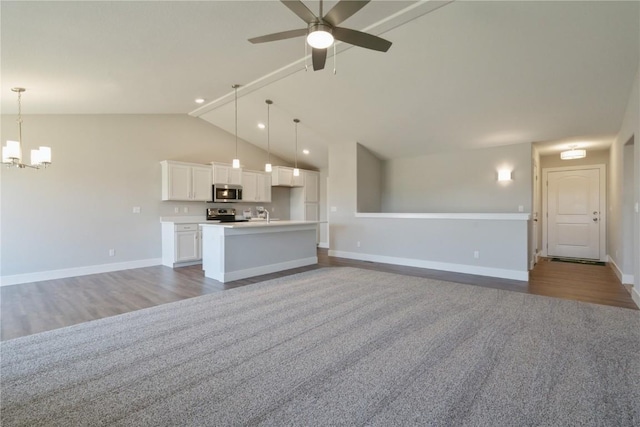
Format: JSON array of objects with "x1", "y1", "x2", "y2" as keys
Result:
[
  {"x1": 265, "y1": 163, "x2": 272, "y2": 173},
  {"x1": 232, "y1": 158, "x2": 240, "y2": 169},
  {"x1": 293, "y1": 168, "x2": 300, "y2": 177}
]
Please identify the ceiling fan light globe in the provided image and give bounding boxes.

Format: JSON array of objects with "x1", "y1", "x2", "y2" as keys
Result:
[{"x1": 307, "y1": 30, "x2": 334, "y2": 49}]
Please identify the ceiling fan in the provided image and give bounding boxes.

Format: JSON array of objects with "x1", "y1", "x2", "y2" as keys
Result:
[{"x1": 249, "y1": 0, "x2": 392, "y2": 71}]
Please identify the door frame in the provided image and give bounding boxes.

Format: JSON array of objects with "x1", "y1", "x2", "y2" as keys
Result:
[{"x1": 542, "y1": 164, "x2": 607, "y2": 261}]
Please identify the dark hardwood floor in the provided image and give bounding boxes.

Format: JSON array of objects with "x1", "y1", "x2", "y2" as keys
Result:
[{"x1": 1, "y1": 249, "x2": 636, "y2": 341}]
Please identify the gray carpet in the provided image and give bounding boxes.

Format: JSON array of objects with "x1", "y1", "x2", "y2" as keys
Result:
[{"x1": 2, "y1": 267, "x2": 639, "y2": 426}]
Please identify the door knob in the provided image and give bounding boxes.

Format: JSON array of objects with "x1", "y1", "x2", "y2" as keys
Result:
[
  {"x1": 593, "y1": 211, "x2": 598, "y2": 215},
  {"x1": 593, "y1": 218, "x2": 598, "y2": 222}
]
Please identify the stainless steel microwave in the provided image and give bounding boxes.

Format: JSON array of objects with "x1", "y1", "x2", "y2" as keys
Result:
[{"x1": 212, "y1": 184, "x2": 242, "y2": 203}]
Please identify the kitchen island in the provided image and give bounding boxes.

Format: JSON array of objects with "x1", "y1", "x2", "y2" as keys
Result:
[{"x1": 200, "y1": 221, "x2": 318, "y2": 283}]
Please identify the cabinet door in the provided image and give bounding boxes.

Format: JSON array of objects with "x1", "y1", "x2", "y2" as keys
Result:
[
  {"x1": 242, "y1": 171, "x2": 258, "y2": 202},
  {"x1": 304, "y1": 171, "x2": 319, "y2": 203},
  {"x1": 292, "y1": 171, "x2": 304, "y2": 187},
  {"x1": 192, "y1": 166, "x2": 213, "y2": 201},
  {"x1": 304, "y1": 203, "x2": 319, "y2": 221},
  {"x1": 229, "y1": 168, "x2": 242, "y2": 185},
  {"x1": 213, "y1": 165, "x2": 230, "y2": 184},
  {"x1": 175, "y1": 230, "x2": 200, "y2": 262},
  {"x1": 167, "y1": 163, "x2": 191, "y2": 200},
  {"x1": 257, "y1": 173, "x2": 272, "y2": 202},
  {"x1": 279, "y1": 167, "x2": 293, "y2": 186}
]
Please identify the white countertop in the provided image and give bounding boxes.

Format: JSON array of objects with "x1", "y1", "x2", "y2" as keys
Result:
[{"x1": 200, "y1": 220, "x2": 317, "y2": 229}]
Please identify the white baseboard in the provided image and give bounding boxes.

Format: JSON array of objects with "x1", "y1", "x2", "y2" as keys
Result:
[
  {"x1": 205, "y1": 257, "x2": 318, "y2": 283},
  {"x1": 328, "y1": 250, "x2": 528, "y2": 281},
  {"x1": 0, "y1": 258, "x2": 163, "y2": 287},
  {"x1": 318, "y1": 241, "x2": 329, "y2": 249},
  {"x1": 608, "y1": 256, "x2": 634, "y2": 285}
]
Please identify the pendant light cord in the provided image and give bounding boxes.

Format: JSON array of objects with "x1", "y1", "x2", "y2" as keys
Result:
[
  {"x1": 17, "y1": 90, "x2": 23, "y2": 147},
  {"x1": 267, "y1": 101, "x2": 271, "y2": 164},
  {"x1": 294, "y1": 119, "x2": 299, "y2": 169},
  {"x1": 233, "y1": 85, "x2": 238, "y2": 159}
]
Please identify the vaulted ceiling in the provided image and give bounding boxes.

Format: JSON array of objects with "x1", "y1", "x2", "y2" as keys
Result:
[{"x1": 2, "y1": 1, "x2": 638, "y2": 169}]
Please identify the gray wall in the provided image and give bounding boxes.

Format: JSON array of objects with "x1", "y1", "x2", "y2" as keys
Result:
[
  {"x1": 328, "y1": 141, "x2": 531, "y2": 279},
  {"x1": 380, "y1": 143, "x2": 532, "y2": 213},
  {"x1": 356, "y1": 143, "x2": 382, "y2": 213},
  {"x1": 0, "y1": 114, "x2": 292, "y2": 277}
]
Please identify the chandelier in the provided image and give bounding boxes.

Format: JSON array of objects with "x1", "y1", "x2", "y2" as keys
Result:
[{"x1": 2, "y1": 88, "x2": 51, "y2": 169}]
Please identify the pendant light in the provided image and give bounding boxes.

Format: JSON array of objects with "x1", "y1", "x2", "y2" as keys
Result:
[
  {"x1": 2, "y1": 88, "x2": 52, "y2": 169},
  {"x1": 293, "y1": 118, "x2": 300, "y2": 177},
  {"x1": 231, "y1": 84, "x2": 241, "y2": 168},
  {"x1": 265, "y1": 99, "x2": 273, "y2": 173}
]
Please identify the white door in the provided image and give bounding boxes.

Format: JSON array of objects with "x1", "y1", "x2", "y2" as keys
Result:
[{"x1": 547, "y1": 168, "x2": 601, "y2": 259}]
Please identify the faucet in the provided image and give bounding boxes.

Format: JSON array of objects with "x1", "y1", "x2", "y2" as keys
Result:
[{"x1": 265, "y1": 209, "x2": 270, "y2": 223}]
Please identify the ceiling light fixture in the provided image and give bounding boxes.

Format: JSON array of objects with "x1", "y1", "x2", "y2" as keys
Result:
[
  {"x1": 231, "y1": 84, "x2": 241, "y2": 169},
  {"x1": 307, "y1": 24, "x2": 334, "y2": 49},
  {"x1": 265, "y1": 99, "x2": 273, "y2": 173},
  {"x1": 560, "y1": 145, "x2": 586, "y2": 160},
  {"x1": 303, "y1": 149, "x2": 310, "y2": 155},
  {"x1": 195, "y1": 98, "x2": 205, "y2": 104},
  {"x1": 293, "y1": 118, "x2": 300, "y2": 177},
  {"x1": 2, "y1": 88, "x2": 51, "y2": 169},
  {"x1": 257, "y1": 123, "x2": 266, "y2": 129}
]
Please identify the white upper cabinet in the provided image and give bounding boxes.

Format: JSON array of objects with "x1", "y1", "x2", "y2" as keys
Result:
[
  {"x1": 212, "y1": 162, "x2": 242, "y2": 185},
  {"x1": 191, "y1": 166, "x2": 214, "y2": 200},
  {"x1": 303, "y1": 171, "x2": 319, "y2": 203},
  {"x1": 241, "y1": 171, "x2": 272, "y2": 203},
  {"x1": 271, "y1": 166, "x2": 304, "y2": 187},
  {"x1": 161, "y1": 160, "x2": 212, "y2": 201}
]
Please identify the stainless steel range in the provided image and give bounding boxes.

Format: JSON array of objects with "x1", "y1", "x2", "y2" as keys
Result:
[{"x1": 206, "y1": 208, "x2": 248, "y2": 223}]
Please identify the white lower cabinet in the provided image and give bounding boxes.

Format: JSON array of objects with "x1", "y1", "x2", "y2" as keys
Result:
[{"x1": 161, "y1": 223, "x2": 202, "y2": 267}]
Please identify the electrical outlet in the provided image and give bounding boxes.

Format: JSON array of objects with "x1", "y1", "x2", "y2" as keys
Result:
[
  {"x1": 474, "y1": 251, "x2": 480, "y2": 259},
  {"x1": 109, "y1": 249, "x2": 115, "y2": 257},
  {"x1": 174, "y1": 207, "x2": 179, "y2": 213},
  {"x1": 518, "y1": 205, "x2": 524, "y2": 212},
  {"x1": 183, "y1": 207, "x2": 189, "y2": 213},
  {"x1": 357, "y1": 241, "x2": 361, "y2": 248},
  {"x1": 132, "y1": 206, "x2": 141, "y2": 214},
  {"x1": 331, "y1": 206, "x2": 337, "y2": 212}
]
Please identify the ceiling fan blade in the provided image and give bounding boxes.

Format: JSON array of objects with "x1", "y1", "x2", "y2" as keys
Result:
[
  {"x1": 312, "y1": 48, "x2": 327, "y2": 71},
  {"x1": 323, "y1": 0, "x2": 370, "y2": 27},
  {"x1": 281, "y1": 0, "x2": 317, "y2": 24},
  {"x1": 333, "y1": 27, "x2": 392, "y2": 52},
  {"x1": 249, "y1": 28, "x2": 307, "y2": 44}
]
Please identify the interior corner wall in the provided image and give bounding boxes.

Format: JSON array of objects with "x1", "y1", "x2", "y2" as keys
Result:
[
  {"x1": 0, "y1": 114, "x2": 290, "y2": 279},
  {"x1": 380, "y1": 143, "x2": 533, "y2": 213},
  {"x1": 329, "y1": 141, "x2": 530, "y2": 281},
  {"x1": 356, "y1": 143, "x2": 382, "y2": 213},
  {"x1": 608, "y1": 65, "x2": 639, "y2": 292}
]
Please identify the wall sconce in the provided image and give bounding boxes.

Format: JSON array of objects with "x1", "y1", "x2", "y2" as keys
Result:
[{"x1": 498, "y1": 170, "x2": 512, "y2": 181}]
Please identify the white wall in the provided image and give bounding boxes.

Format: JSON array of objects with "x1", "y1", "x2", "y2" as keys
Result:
[
  {"x1": 328, "y1": 141, "x2": 531, "y2": 281},
  {"x1": 608, "y1": 65, "x2": 639, "y2": 301},
  {"x1": 0, "y1": 114, "x2": 293, "y2": 281},
  {"x1": 380, "y1": 143, "x2": 532, "y2": 213}
]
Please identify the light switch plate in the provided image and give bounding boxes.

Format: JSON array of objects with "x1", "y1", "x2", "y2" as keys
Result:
[{"x1": 132, "y1": 206, "x2": 141, "y2": 214}]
